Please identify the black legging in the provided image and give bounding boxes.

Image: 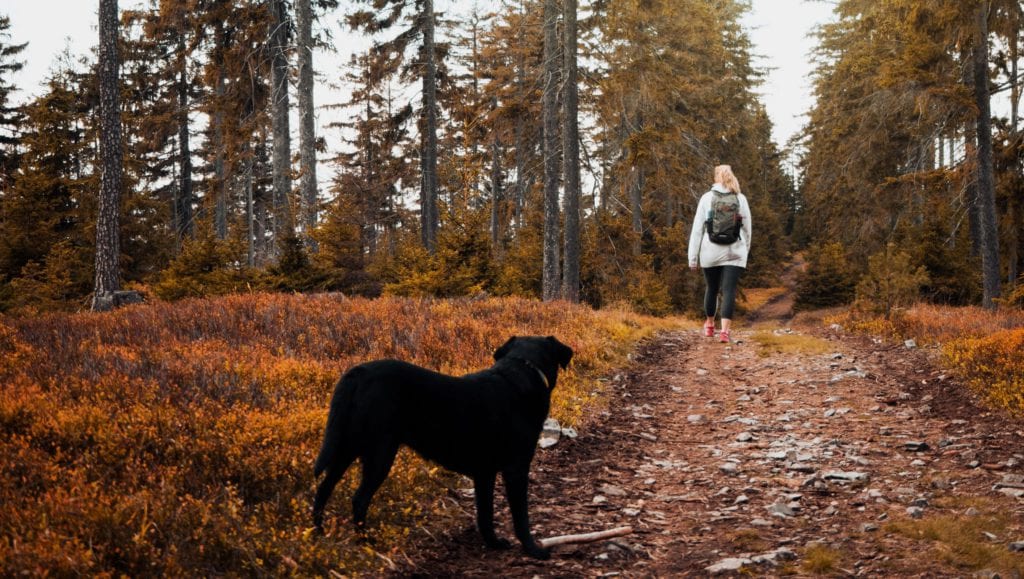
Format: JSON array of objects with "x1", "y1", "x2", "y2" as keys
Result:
[{"x1": 703, "y1": 265, "x2": 743, "y2": 319}]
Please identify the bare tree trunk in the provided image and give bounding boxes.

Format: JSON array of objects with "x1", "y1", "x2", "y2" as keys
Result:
[
  {"x1": 214, "y1": 45, "x2": 227, "y2": 240},
  {"x1": 630, "y1": 166, "x2": 644, "y2": 255},
  {"x1": 541, "y1": 0, "x2": 561, "y2": 301},
  {"x1": 490, "y1": 128, "x2": 503, "y2": 249},
  {"x1": 92, "y1": 0, "x2": 122, "y2": 311},
  {"x1": 296, "y1": 0, "x2": 318, "y2": 251},
  {"x1": 561, "y1": 0, "x2": 580, "y2": 303},
  {"x1": 421, "y1": 0, "x2": 439, "y2": 252},
  {"x1": 175, "y1": 34, "x2": 193, "y2": 243},
  {"x1": 1009, "y1": 4, "x2": 1020, "y2": 286},
  {"x1": 245, "y1": 144, "x2": 255, "y2": 267},
  {"x1": 973, "y1": 1, "x2": 1001, "y2": 308},
  {"x1": 269, "y1": 0, "x2": 293, "y2": 256}
]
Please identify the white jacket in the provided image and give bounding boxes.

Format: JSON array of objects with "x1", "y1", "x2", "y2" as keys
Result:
[{"x1": 688, "y1": 184, "x2": 753, "y2": 269}]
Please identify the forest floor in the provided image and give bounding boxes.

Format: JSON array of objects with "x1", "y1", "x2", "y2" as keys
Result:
[{"x1": 398, "y1": 273, "x2": 1024, "y2": 577}]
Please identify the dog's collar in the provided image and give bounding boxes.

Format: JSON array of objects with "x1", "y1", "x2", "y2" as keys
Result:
[{"x1": 507, "y1": 356, "x2": 551, "y2": 389}]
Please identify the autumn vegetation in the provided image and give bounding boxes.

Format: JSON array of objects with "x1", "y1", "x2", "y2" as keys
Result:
[
  {"x1": 2, "y1": 0, "x2": 1024, "y2": 573},
  {"x1": 0, "y1": 295, "x2": 678, "y2": 575}
]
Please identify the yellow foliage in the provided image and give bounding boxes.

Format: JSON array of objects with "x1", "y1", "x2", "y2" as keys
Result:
[{"x1": 0, "y1": 295, "x2": 679, "y2": 575}]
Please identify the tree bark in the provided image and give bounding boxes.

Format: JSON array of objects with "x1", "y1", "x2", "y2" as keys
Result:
[
  {"x1": 92, "y1": 0, "x2": 123, "y2": 311},
  {"x1": 973, "y1": 0, "x2": 1002, "y2": 308},
  {"x1": 561, "y1": 0, "x2": 580, "y2": 303},
  {"x1": 490, "y1": 126, "x2": 503, "y2": 249},
  {"x1": 175, "y1": 33, "x2": 193, "y2": 244},
  {"x1": 420, "y1": 0, "x2": 439, "y2": 252},
  {"x1": 541, "y1": 0, "x2": 561, "y2": 301},
  {"x1": 269, "y1": 0, "x2": 294, "y2": 255},
  {"x1": 296, "y1": 0, "x2": 318, "y2": 251},
  {"x1": 213, "y1": 37, "x2": 227, "y2": 240}
]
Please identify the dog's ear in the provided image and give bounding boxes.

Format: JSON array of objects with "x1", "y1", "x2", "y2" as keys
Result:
[
  {"x1": 546, "y1": 336, "x2": 574, "y2": 369},
  {"x1": 493, "y1": 336, "x2": 518, "y2": 361}
]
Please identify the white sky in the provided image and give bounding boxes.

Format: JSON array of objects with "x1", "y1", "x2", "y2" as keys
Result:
[{"x1": 4, "y1": 0, "x2": 835, "y2": 156}]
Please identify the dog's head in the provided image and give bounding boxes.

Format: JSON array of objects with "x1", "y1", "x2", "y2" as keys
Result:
[{"x1": 493, "y1": 336, "x2": 574, "y2": 388}]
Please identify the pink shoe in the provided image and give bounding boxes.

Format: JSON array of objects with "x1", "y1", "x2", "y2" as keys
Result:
[
  {"x1": 719, "y1": 329, "x2": 731, "y2": 343},
  {"x1": 703, "y1": 321, "x2": 715, "y2": 337}
]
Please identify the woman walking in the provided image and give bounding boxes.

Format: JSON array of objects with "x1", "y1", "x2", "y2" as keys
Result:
[{"x1": 688, "y1": 165, "x2": 753, "y2": 343}]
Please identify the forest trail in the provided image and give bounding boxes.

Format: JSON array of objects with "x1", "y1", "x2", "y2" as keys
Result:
[{"x1": 401, "y1": 291, "x2": 1024, "y2": 576}]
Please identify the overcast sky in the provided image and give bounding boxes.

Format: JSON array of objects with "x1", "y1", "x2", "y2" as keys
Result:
[{"x1": 5, "y1": 0, "x2": 835, "y2": 154}]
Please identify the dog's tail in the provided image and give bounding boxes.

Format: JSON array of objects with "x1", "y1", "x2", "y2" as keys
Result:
[{"x1": 314, "y1": 368, "x2": 360, "y2": 478}]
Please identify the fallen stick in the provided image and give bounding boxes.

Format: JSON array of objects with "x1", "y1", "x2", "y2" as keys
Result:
[{"x1": 538, "y1": 526, "x2": 634, "y2": 549}]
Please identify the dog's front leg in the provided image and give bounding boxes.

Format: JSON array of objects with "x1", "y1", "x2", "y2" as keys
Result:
[
  {"x1": 502, "y1": 468, "x2": 551, "y2": 560},
  {"x1": 474, "y1": 473, "x2": 511, "y2": 550}
]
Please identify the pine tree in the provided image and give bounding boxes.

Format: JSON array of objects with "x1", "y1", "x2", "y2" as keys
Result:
[
  {"x1": 92, "y1": 0, "x2": 124, "y2": 311},
  {"x1": 0, "y1": 14, "x2": 27, "y2": 182},
  {"x1": 561, "y1": 0, "x2": 581, "y2": 303},
  {"x1": 540, "y1": 0, "x2": 561, "y2": 301}
]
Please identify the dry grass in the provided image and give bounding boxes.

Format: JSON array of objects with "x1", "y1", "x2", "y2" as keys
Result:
[
  {"x1": 748, "y1": 330, "x2": 836, "y2": 358},
  {"x1": 886, "y1": 510, "x2": 1024, "y2": 576},
  {"x1": 740, "y1": 286, "x2": 788, "y2": 312},
  {"x1": 802, "y1": 544, "x2": 842, "y2": 575}
]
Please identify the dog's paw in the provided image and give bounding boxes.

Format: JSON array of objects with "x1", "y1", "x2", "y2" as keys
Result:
[
  {"x1": 484, "y1": 537, "x2": 513, "y2": 550},
  {"x1": 525, "y1": 545, "x2": 551, "y2": 560}
]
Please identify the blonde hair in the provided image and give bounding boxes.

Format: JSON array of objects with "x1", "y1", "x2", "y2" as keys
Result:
[{"x1": 715, "y1": 165, "x2": 741, "y2": 193}]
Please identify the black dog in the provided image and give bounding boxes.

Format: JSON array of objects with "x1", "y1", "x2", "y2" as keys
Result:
[{"x1": 312, "y1": 335, "x2": 573, "y2": 559}]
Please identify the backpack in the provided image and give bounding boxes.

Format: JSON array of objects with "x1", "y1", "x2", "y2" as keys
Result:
[{"x1": 705, "y1": 189, "x2": 742, "y2": 245}]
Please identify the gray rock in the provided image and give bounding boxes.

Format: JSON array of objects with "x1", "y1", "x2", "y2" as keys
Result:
[
  {"x1": 787, "y1": 462, "x2": 817, "y2": 474},
  {"x1": 907, "y1": 506, "x2": 925, "y2": 519},
  {"x1": 965, "y1": 507, "x2": 981, "y2": 517},
  {"x1": 904, "y1": 441, "x2": 930, "y2": 452},
  {"x1": 904, "y1": 339, "x2": 917, "y2": 349},
  {"x1": 911, "y1": 497, "x2": 929, "y2": 508},
  {"x1": 734, "y1": 494, "x2": 749, "y2": 505},
  {"x1": 823, "y1": 470, "x2": 869, "y2": 483},
  {"x1": 706, "y1": 558, "x2": 752, "y2": 575},
  {"x1": 561, "y1": 426, "x2": 578, "y2": 439},
  {"x1": 1009, "y1": 542, "x2": 1024, "y2": 552},
  {"x1": 768, "y1": 502, "x2": 796, "y2": 517},
  {"x1": 862, "y1": 523, "x2": 879, "y2": 532},
  {"x1": 736, "y1": 432, "x2": 755, "y2": 443},
  {"x1": 688, "y1": 414, "x2": 707, "y2": 424},
  {"x1": 750, "y1": 518, "x2": 774, "y2": 527},
  {"x1": 720, "y1": 463, "x2": 740, "y2": 476},
  {"x1": 599, "y1": 483, "x2": 627, "y2": 497}
]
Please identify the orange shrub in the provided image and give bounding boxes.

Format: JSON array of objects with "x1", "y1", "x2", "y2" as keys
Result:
[
  {"x1": 826, "y1": 303, "x2": 1024, "y2": 417},
  {"x1": 944, "y1": 328, "x2": 1024, "y2": 416},
  {"x1": 0, "y1": 295, "x2": 679, "y2": 575}
]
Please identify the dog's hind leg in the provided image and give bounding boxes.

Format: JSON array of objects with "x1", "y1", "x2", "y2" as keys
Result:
[
  {"x1": 474, "y1": 473, "x2": 511, "y2": 550},
  {"x1": 312, "y1": 453, "x2": 354, "y2": 532},
  {"x1": 351, "y1": 441, "x2": 400, "y2": 526},
  {"x1": 502, "y1": 467, "x2": 551, "y2": 560}
]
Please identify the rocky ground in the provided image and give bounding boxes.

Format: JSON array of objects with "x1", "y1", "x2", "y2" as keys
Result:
[{"x1": 397, "y1": 298, "x2": 1024, "y2": 577}]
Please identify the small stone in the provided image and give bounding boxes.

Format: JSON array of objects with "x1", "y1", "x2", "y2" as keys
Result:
[
  {"x1": 750, "y1": 518, "x2": 774, "y2": 527},
  {"x1": 622, "y1": 508, "x2": 641, "y2": 517},
  {"x1": 538, "y1": 435, "x2": 559, "y2": 449},
  {"x1": 592, "y1": 495, "x2": 607, "y2": 505},
  {"x1": 734, "y1": 494, "x2": 750, "y2": 505},
  {"x1": 706, "y1": 558, "x2": 752, "y2": 575},
  {"x1": 1009, "y1": 542, "x2": 1024, "y2": 552},
  {"x1": 720, "y1": 463, "x2": 740, "y2": 476},
  {"x1": 736, "y1": 432, "x2": 755, "y2": 443},
  {"x1": 788, "y1": 462, "x2": 816, "y2": 474},
  {"x1": 911, "y1": 497, "x2": 929, "y2": 508},
  {"x1": 768, "y1": 502, "x2": 795, "y2": 517},
  {"x1": 904, "y1": 441, "x2": 930, "y2": 452},
  {"x1": 599, "y1": 484, "x2": 627, "y2": 497},
  {"x1": 904, "y1": 339, "x2": 917, "y2": 349},
  {"x1": 696, "y1": 368, "x2": 710, "y2": 376},
  {"x1": 911, "y1": 459, "x2": 926, "y2": 467},
  {"x1": 561, "y1": 427, "x2": 578, "y2": 439},
  {"x1": 968, "y1": 460, "x2": 981, "y2": 469},
  {"x1": 907, "y1": 506, "x2": 925, "y2": 519},
  {"x1": 737, "y1": 395, "x2": 752, "y2": 402},
  {"x1": 965, "y1": 507, "x2": 981, "y2": 517},
  {"x1": 862, "y1": 523, "x2": 879, "y2": 532},
  {"x1": 823, "y1": 506, "x2": 838, "y2": 516},
  {"x1": 823, "y1": 470, "x2": 869, "y2": 483},
  {"x1": 824, "y1": 408, "x2": 837, "y2": 418},
  {"x1": 688, "y1": 414, "x2": 707, "y2": 424}
]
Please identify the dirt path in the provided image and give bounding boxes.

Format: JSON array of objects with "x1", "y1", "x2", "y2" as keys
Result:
[{"x1": 400, "y1": 303, "x2": 1024, "y2": 576}]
